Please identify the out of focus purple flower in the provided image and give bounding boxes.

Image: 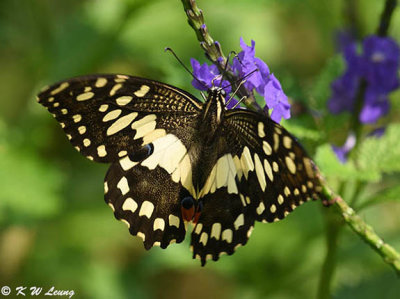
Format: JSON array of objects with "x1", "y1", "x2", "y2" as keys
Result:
[
  {"x1": 332, "y1": 133, "x2": 356, "y2": 163},
  {"x1": 328, "y1": 34, "x2": 400, "y2": 124},
  {"x1": 359, "y1": 87, "x2": 390, "y2": 124},
  {"x1": 369, "y1": 127, "x2": 386, "y2": 138},
  {"x1": 328, "y1": 71, "x2": 360, "y2": 113},
  {"x1": 362, "y1": 36, "x2": 400, "y2": 92}
]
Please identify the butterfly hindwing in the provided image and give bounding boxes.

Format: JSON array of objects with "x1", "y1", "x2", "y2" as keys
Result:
[
  {"x1": 105, "y1": 162, "x2": 187, "y2": 249},
  {"x1": 37, "y1": 74, "x2": 202, "y2": 162},
  {"x1": 191, "y1": 189, "x2": 255, "y2": 266}
]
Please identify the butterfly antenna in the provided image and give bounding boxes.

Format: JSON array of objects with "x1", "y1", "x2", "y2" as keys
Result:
[
  {"x1": 231, "y1": 96, "x2": 247, "y2": 109},
  {"x1": 225, "y1": 79, "x2": 246, "y2": 107},
  {"x1": 221, "y1": 67, "x2": 259, "y2": 91},
  {"x1": 164, "y1": 47, "x2": 207, "y2": 90},
  {"x1": 218, "y1": 51, "x2": 238, "y2": 88}
]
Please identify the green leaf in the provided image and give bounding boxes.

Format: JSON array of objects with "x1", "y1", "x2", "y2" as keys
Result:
[
  {"x1": 358, "y1": 124, "x2": 400, "y2": 175},
  {"x1": 315, "y1": 144, "x2": 380, "y2": 182}
]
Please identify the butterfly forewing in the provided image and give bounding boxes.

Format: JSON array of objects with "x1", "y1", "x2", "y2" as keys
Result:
[
  {"x1": 37, "y1": 74, "x2": 202, "y2": 162},
  {"x1": 223, "y1": 110, "x2": 321, "y2": 222}
]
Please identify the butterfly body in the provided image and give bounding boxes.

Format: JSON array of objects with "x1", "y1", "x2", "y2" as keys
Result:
[{"x1": 37, "y1": 74, "x2": 322, "y2": 265}]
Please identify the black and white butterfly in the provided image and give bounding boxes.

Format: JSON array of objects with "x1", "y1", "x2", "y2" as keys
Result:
[{"x1": 37, "y1": 74, "x2": 322, "y2": 266}]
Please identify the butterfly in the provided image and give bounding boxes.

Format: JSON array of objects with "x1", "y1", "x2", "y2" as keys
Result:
[{"x1": 37, "y1": 74, "x2": 322, "y2": 266}]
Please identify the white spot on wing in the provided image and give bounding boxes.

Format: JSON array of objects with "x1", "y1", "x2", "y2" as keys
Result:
[
  {"x1": 169, "y1": 214, "x2": 180, "y2": 228},
  {"x1": 134, "y1": 85, "x2": 150, "y2": 97},
  {"x1": 221, "y1": 229, "x2": 233, "y2": 243},
  {"x1": 285, "y1": 156, "x2": 296, "y2": 174},
  {"x1": 263, "y1": 141, "x2": 272, "y2": 155},
  {"x1": 200, "y1": 232, "x2": 208, "y2": 246},
  {"x1": 122, "y1": 197, "x2": 138, "y2": 213},
  {"x1": 254, "y1": 153, "x2": 266, "y2": 191},
  {"x1": 78, "y1": 126, "x2": 86, "y2": 135},
  {"x1": 258, "y1": 122, "x2": 265, "y2": 138},
  {"x1": 95, "y1": 77, "x2": 107, "y2": 88},
  {"x1": 117, "y1": 176, "x2": 129, "y2": 195},
  {"x1": 240, "y1": 146, "x2": 254, "y2": 179},
  {"x1": 97, "y1": 145, "x2": 107, "y2": 157},
  {"x1": 72, "y1": 114, "x2": 82, "y2": 123},
  {"x1": 256, "y1": 202, "x2": 265, "y2": 215},
  {"x1": 234, "y1": 214, "x2": 244, "y2": 230},
  {"x1": 103, "y1": 109, "x2": 122, "y2": 122},
  {"x1": 116, "y1": 96, "x2": 133, "y2": 106},
  {"x1": 283, "y1": 136, "x2": 292, "y2": 149},
  {"x1": 119, "y1": 156, "x2": 138, "y2": 171},
  {"x1": 76, "y1": 92, "x2": 94, "y2": 101},
  {"x1": 139, "y1": 201, "x2": 154, "y2": 219},
  {"x1": 211, "y1": 223, "x2": 221, "y2": 240},
  {"x1": 109, "y1": 83, "x2": 122, "y2": 96},
  {"x1": 107, "y1": 112, "x2": 138, "y2": 136},
  {"x1": 264, "y1": 159, "x2": 274, "y2": 181},
  {"x1": 50, "y1": 82, "x2": 69, "y2": 95},
  {"x1": 99, "y1": 104, "x2": 109, "y2": 112},
  {"x1": 153, "y1": 218, "x2": 165, "y2": 231}
]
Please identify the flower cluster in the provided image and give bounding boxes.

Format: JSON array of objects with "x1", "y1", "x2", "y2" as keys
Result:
[
  {"x1": 190, "y1": 37, "x2": 290, "y2": 123},
  {"x1": 328, "y1": 34, "x2": 400, "y2": 124},
  {"x1": 329, "y1": 33, "x2": 400, "y2": 162}
]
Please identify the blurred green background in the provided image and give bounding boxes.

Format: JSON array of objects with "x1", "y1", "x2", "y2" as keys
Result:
[{"x1": 0, "y1": 0, "x2": 399, "y2": 298}]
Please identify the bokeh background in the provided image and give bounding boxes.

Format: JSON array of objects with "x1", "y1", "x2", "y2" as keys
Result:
[{"x1": 1, "y1": 0, "x2": 400, "y2": 298}]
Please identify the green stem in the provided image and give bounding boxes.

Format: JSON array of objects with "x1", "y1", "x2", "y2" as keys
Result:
[
  {"x1": 317, "y1": 208, "x2": 343, "y2": 299},
  {"x1": 377, "y1": 0, "x2": 397, "y2": 37},
  {"x1": 321, "y1": 185, "x2": 400, "y2": 275}
]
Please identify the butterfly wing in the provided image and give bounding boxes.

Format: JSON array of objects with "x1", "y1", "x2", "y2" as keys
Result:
[
  {"x1": 38, "y1": 74, "x2": 202, "y2": 249},
  {"x1": 37, "y1": 74, "x2": 202, "y2": 162},
  {"x1": 191, "y1": 109, "x2": 322, "y2": 265},
  {"x1": 223, "y1": 110, "x2": 322, "y2": 222}
]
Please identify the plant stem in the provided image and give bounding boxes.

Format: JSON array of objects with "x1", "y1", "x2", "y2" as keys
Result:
[
  {"x1": 317, "y1": 210, "x2": 342, "y2": 299},
  {"x1": 321, "y1": 185, "x2": 400, "y2": 275},
  {"x1": 377, "y1": 0, "x2": 397, "y2": 37}
]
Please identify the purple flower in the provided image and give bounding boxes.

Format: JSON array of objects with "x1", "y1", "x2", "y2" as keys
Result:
[
  {"x1": 328, "y1": 70, "x2": 360, "y2": 114},
  {"x1": 332, "y1": 133, "x2": 356, "y2": 163},
  {"x1": 232, "y1": 37, "x2": 270, "y2": 92},
  {"x1": 328, "y1": 34, "x2": 400, "y2": 124},
  {"x1": 359, "y1": 87, "x2": 390, "y2": 124},
  {"x1": 361, "y1": 36, "x2": 400, "y2": 92},
  {"x1": 232, "y1": 37, "x2": 290, "y2": 122},
  {"x1": 262, "y1": 74, "x2": 291, "y2": 122},
  {"x1": 190, "y1": 38, "x2": 290, "y2": 122},
  {"x1": 190, "y1": 58, "x2": 231, "y2": 94}
]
